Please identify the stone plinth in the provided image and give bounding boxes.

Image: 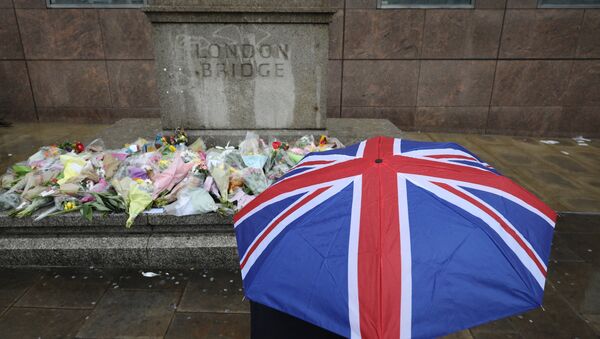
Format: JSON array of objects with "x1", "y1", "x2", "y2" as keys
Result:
[{"x1": 144, "y1": 1, "x2": 335, "y2": 132}]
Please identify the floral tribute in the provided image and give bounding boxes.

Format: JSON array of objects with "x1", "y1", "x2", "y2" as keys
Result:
[{"x1": 0, "y1": 129, "x2": 343, "y2": 227}]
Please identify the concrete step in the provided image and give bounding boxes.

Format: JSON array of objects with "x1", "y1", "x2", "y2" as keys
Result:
[
  {"x1": 0, "y1": 212, "x2": 239, "y2": 269},
  {"x1": 1, "y1": 211, "x2": 598, "y2": 269}
]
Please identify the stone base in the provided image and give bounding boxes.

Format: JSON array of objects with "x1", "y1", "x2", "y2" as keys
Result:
[
  {"x1": 184, "y1": 129, "x2": 327, "y2": 146},
  {"x1": 0, "y1": 212, "x2": 239, "y2": 269},
  {"x1": 96, "y1": 117, "x2": 402, "y2": 148}
]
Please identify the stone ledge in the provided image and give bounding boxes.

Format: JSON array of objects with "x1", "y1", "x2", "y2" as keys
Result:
[{"x1": 0, "y1": 233, "x2": 238, "y2": 269}]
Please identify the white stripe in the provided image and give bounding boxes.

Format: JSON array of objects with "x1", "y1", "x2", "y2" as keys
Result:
[
  {"x1": 397, "y1": 177, "x2": 412, "y2": 339},
  {"x1": 240, "y1": 178, "x2": 353, "y2": 278},
  {"x1": 273, "y1": 160, "x2": 344, "y2": 186},
  {"x1": 406, "y1": 177, "x2": 546, "y2": 289},
  {"x1": 406, "y1": 174, "x2": 555, "y2": 228},
  {"x1": 393, "y1": 138, "x2": 402, "y2": 156},
  {"x1": 356, "y1": 141, "x2": 366, "y2": 158},
  {"x1": 298, "y1": 154, "x2": 354, "y2": 165},
  {"x1": 415, "y1": 157, "x2": 494, "y2": 173},
  {"x1": 348, "y1": 176, "x2": 362, "y2": 339},
  {"x1": 403, "y1": 148, "x2": 477, "y2": 160},
  {"x1": 451, "y1": 184, "x2": 546, "y2": 272},
  {"x1": 234, "y1": 178, "x2": 351, "y2": 227}
]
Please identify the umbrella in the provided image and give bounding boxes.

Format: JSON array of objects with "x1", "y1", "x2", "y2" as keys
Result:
[{"x1": 234, "y1": 136, "x2": 556, "y2": 338}]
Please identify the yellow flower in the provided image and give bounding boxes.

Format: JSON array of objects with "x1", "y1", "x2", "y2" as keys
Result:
[
  {"x1": 168, "y1": 145, "x2": 176, "y2": 152},
  {"x1": 134, "y1": 178, "x2": 145, "y2": 184},
  {"x1": 64, "y1": 201, "x2": 75, "y2": 211}
]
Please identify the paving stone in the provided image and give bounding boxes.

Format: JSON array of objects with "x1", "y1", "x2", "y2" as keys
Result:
[
  {"x1": 105, "y1": 268, "x2": 188, "y2": 290},
  {"x1": 549, "y1": 262, "x2": 600, "y2": 316},
  {"x1": 15, "y1": 268, "x2": 109, "y2": 309},
  {"x1": 178, "y1": 269, "x2": 249, "y2": 313},
  {"x1": 559, "y1": 197, "x2": 600, "y2": 214},
  {"x1": 0, "y1": 307, "x2": 89, "y2": 339},
  {"x1": 165, "y1": 312, "x2": 250, "y2": 339},
  {"x1": 549, "y1": 234, "x2": 585, "y2": 263},
  {"x1": 558, "y1": 233, "x2": 600, "y2": 265},
  {"x1": 556, "y1": 213, "x2": 600, "y2": 234},
  {"x1": 470, "y1": 333, "x2": 521, "y2": 339},
  {"x1": 76, "y1": 289, "x2": 180, "y2": 338},
  {"x1": 441, "y1": 329, "x2": 474, "y2": 338},
  {"x1": 508, "y1": 285, "x2": 598, "y2": 338},
  {"x1": 0, "y1": 268, "x2": 41, "y2": 307},
  {"x1": 582, "y1": 313, "x2": 600, "y2": 336},
  {"x1": 469, "y1": 317, "x2": 518, "y2": 336}
]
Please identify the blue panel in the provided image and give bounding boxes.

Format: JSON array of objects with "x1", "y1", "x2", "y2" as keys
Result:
[
  {"x1": 406, "y1": 181, "x2": 543, "y2": 338},
  {"x1": 243, "y1": 182, "x2": 354, "y2": 338},
  {"x1": 461, "y1": 186, "x2": 554, "y2": 264},
  {"x1": 400, "y1": 140, "x2": 486, "y2": 163},
  {"x1": 235, "y1": 192, "x2": 305, "y2": 259}
]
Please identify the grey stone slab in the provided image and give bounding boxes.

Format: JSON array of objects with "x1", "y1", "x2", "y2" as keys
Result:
[
  {"x1": 0, "y1": 268, "x2": 42, "y2": 307},
  {"x1": 76, "y1": 289, "x2": 180, "y2": 338},
  {"x1": 15, "y1": 270, "x2": 109, "y2": 309},
  {"x1": 0, "y1": 211, "x2": 147, "y2": 228},
  {"x1": 146, "y1": 233, "x2": 239, "y2": 269},
  {"x1": 327, "y1": 118, "x2": 402, "y2": 144},
  {"x1": 549, "y1": 234, "x2": 585, "y2": 263},
  {"x1": 95, "y1": 118, "x2": 163, "y2": 149},
  {"x1": 94, "y1": 117, "x2": 401, "y2": 149},
  {"x1": 165, "y1": 312, "x2": 250, "y2": 339},
  {"x1": 556, "y1": 213, "x2": 600, "y2": 234},
  {"x1": 0, "y1": 307, "x2": 90, "y2": 339},
  {"x1": 178, "y1": 269, "x2": 249, "y2": 313},
  {"x1": 0, "y1": 235, "x2": 149, "y2": 267},
  {"x1": 186, "y1": 129, "x2": 327, "y2": 148},
  {"x1": 151, "y1": 22, "x2": 329, "y2": 131},
  {"x1": 558, "y1": 233, "x2": 600, "y2": 266},
  {"x1": 146, "y1": 213, "x2": 232, "y2": 226}
]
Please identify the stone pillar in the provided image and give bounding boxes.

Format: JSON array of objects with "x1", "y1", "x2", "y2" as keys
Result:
[{"x1": 143, "y1": 0, "x2": 335, "y2": 140}]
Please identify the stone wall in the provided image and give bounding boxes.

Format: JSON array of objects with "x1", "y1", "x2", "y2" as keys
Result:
[
  {"x1": 1, "y1": 0, "x2": 600, "y2": 136},
  {"x1": 0, "y1": 2, "x2": 159, "y2": 123}
]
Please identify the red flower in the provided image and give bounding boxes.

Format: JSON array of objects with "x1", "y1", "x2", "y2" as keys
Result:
[
  {"x1": 272, "y1": 141, "x2": 282, "y2": 150},
  {"x1": 74, "y1": 142, "x2": 85, "y2": 153}
]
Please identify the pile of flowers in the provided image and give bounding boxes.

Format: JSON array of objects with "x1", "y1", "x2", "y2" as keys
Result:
[{"x1": 0, "y1": 129, "x2": 344, "y2": 227}]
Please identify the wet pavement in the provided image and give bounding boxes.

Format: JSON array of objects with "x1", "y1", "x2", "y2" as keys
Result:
[{"x1": 0, "y1": 214, "x2": 596, "y2": 338}]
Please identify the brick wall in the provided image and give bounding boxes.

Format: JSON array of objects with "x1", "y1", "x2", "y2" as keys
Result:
[{"x1": 1, "y1": 0, "x2": 600, "y2": 136}]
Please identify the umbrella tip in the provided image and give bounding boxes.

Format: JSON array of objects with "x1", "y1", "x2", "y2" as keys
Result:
[{"x1": 375, "y1": 158, "x2": 383, "y2": 163}]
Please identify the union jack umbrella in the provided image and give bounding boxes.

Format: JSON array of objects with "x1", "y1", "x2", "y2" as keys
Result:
[{"x1": 234, "y1": 136, "x2": 556, "y2": 338}]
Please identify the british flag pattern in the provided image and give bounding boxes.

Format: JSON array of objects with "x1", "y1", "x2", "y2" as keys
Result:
[{"x1": 234, "y1": 136, "x2": 556, "y2": 339}]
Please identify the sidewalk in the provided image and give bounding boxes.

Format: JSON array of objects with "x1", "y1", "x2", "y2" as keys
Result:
[{"x1": 0, "y1": 214, "x2": 599, "y2": 338}]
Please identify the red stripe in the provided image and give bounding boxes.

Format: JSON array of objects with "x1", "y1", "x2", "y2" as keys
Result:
[
  {"x1": 435, "y1": 182, "x2": 547, "y2": 277},
  {"x1": 295, "y1": 160, "x2": 335, "y2": 167},
  {"x1": 357, "y1": 137, "x2": 402, "y2": 338},
  {"x1": 239, "y1": 186, "x2": 330, "y2": 270},
  {"x1": 362, "y1": 137, "x2": 382, "y2": 159},
  {"x1": 426, "y1": 154, "x2": 477, "y2": 161},
  {"x1": 388, "y1": 155, "x2": 557, "y2": 223}
]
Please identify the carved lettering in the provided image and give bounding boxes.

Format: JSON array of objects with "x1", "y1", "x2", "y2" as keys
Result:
[{"x1": 189, "y1": 42, "x2": 290, "y2": 78}]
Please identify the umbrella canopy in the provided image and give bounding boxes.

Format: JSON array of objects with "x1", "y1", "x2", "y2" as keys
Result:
[{"x1": 234, "y1": 136, "x2": 556, "y2": 338}]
